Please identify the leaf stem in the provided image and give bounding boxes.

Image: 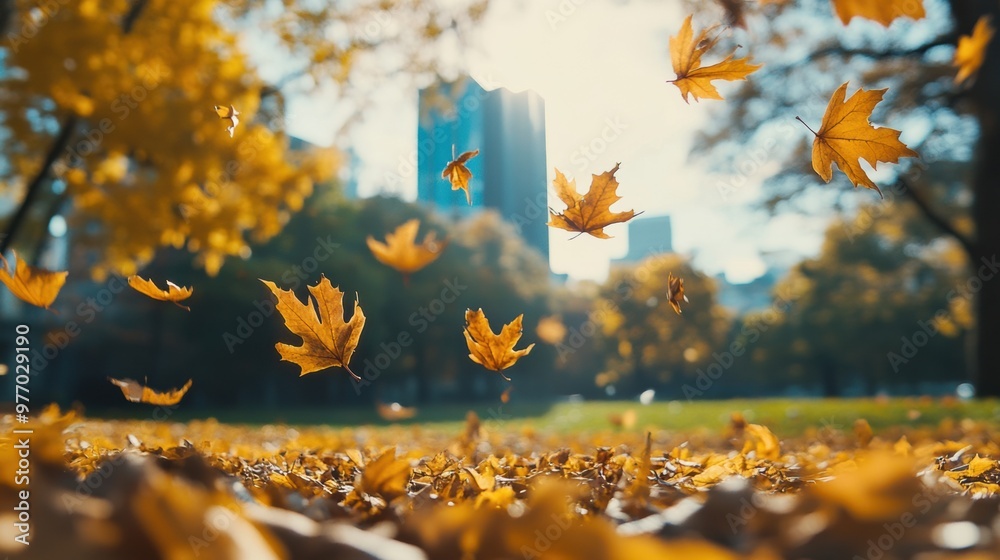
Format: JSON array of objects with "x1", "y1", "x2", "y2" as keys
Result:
[
  {"x1": 344, "y1": 363, "x2": 361, "y2": 382},
  {"x1": 795, "y1": 116, "x2": 818, "y2": 136}
]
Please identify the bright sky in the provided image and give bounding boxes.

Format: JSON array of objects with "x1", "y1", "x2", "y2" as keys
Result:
[{"x1": 281, "y1": 1, "x2": 830, "y2": 283}]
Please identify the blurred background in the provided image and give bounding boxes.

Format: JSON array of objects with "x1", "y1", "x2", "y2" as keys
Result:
[{"x1": 0, "y1": 0, "x2": 996, "y2": 414}]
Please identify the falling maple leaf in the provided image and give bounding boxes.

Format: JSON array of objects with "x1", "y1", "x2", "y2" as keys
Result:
[
  {"x1": 0, "y1": 251, "x2": 67, "y2": 310},
  {"x1": 829, "y1": 0, "x2": 924, "y2": 26},
  {"x1": 954, "y1": 16, "x2": 995, "y2": 84},
  {"x1": 441, "y1": 148, "x2": 479, "y2": 205},
  {"x1": 548, "y1": 163, "x2": 640, "y2": 239},
  {"x1": 667, "y1": 15, "x2": 761, "y2": 103},
  {"x1": 108, "y1": 377, "x2": 193, "y2": 406},
  {"x1": 128, "y1": 275, "x2": 193, "y2": 310},
  {"x1": 214, "y1": 104, "x2": 240, "y2": 137},
  {"x1": 799, "y1": 82, "x2": 918, "y2": 196},
  {"x1": 666, "y1": 272, "x2": 688, "y2": 315},
  {"x1": 500, "y1": 385, "x2": 513, "y2": 404},
  {"x1": 376, "y1": 401, "x2": 418, "y2": 421},
  {"x1": 463, "y1": 308, "x2": 535, "y2": 380},
  {"x1": 261, "y1": 275, "x2": 366, "y2": 381},
  {"x1": 366, "y1": 219, "x2": 445, "y2": 277}
]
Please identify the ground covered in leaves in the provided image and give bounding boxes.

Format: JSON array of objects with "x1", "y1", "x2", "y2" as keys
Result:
[{"x1": 4, "y1": 404, "x2": 1000, "y2": 559}]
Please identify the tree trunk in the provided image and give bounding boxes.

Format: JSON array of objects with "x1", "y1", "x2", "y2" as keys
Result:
[
  {"x1": 970, "y1": 114, "x2": 1000, "y2": 396},
  {"x1": 818, "y1": 358, "x2": 840, "y2": 397},
  {"x1": 0, "y1": 116, "x2": 77, "y2": 255},
  {"x1": 952, "y1": 0, "x2": 1000, "y2": 397}
]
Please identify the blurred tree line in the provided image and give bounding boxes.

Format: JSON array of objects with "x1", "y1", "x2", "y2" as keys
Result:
[{"x1": 2, "y1": 183, "x2": 972, "y2": 411}]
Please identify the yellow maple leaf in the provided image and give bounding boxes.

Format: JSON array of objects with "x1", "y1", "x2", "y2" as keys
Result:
[
  {"x1": 666, "y1": 272, "x2": 688, "y2": 315},
  {"x1": 127, "y1": 275, "x2": 194, "y2": 310},
  {"x1": 800, "y1": 82, "x2": 918, "y2": 196},
  {"x1": 441, "y1": 148, "x2": 480, "y2": 205},
  {"x1": 741, "y1": 423, "x2": 781, "y2": 460},
  {"x1": 667, "y1": 15, "x2": 761, "y2": 103},
  {"x1": 108, "y1": 377, "x2": 193, "y2": 406},
  {"x1": 213, "y1": 104, "x2": 240, "y2": 137},
  {"x1": 830, "y1": 0, "x2": 925, "y2": 26},
  {"x1": 954, "y1": 16, "x2": 995, "y2": 84},
  {"x1": 359, "y1": 448, "x2": 411, "y2": 500},
  {"x1": 0, "y1": 251, "x2": 67, "y2": 310},
  {"x1": 548, "y1": 163, "x2": 639, "y2": 239},
  {"x1": 463, "y1": 308, "x2": 535, "y2": 379},
  {"x1": 366, "y1": 219, "x2": 445, "y2": 276},
  {"x1": 261, "y1": 275, "x2": 365, "y2": 381}
]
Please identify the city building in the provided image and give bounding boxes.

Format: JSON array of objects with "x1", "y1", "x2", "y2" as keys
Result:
[
  {"x1": 612, "y1": 215, "x2": 673, "y2": 265},
  {"x1": 416, "y1": 76, "x2": 549, "y2": 263}
]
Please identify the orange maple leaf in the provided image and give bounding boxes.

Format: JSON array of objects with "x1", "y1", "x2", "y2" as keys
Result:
[
  {"x1": 442, "y1": 148, "x2": 480, "y2": 205},
  {"x1": 261, "y1": 275, "x2": 366, "y2": 381},
  {"x1": 799, "y1": 82, "x2": 918, "y2": 196},
  {"x1": 366, "y1": 219, "x2": 445, "y2": 276},
  {"x1": 128, "y1": 275, "x2": 193, "y2": 310},
  {"x1": 954, "y1": 16, "x2": 995, "y2": 84},
  {"x1": 108, "y1": 377, "x2": 193, "y2": 406},
  {"x1": 666, "y1": 272, "x2": 689, "y2": 315},
  {"x1": 547, "y1": 163, "x2": 640, "y2": 239},
  {"x1": 667, "y1": 15, "x2": 761, "y2": 103},
  {"x1": 0, "y1": 251, "x2": 67, "y2": 310},
  {"x1": 463, "y1": 308, "x2": 535, "y2": 380},
  {"x1": 535, "y1": 315, "x2": 568, "y2": 345},
  {"x1": 830, "y1": 0, "x2": 924, "y2": 26}
]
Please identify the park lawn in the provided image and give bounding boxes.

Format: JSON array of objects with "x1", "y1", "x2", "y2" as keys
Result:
[{"x1": 90, "y1": 396, "x2": 1000, "y2": 437}]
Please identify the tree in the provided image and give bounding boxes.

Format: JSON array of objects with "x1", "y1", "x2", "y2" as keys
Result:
[
  {"x1": 0, "y1": 0, "x2": 488, "y2": 278},
  {"x1": 689, "y1": 0, "x2": 1000, "y2": 395},
  {"x1": 743, "y1": 201, "x2": 970, "y2": 397},
  {"x1": 594, "y1": 254, "x2": 732, "y2": 397}
]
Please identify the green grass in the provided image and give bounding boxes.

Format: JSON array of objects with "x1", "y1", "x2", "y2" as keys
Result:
[{"x1": 89, "y1": 397, "x2": 1000, "y2": 437}]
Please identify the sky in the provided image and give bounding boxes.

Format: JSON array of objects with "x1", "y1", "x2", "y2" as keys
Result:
[{"x1": 278, "y1": 1, "x2": 830, "y2": 284}]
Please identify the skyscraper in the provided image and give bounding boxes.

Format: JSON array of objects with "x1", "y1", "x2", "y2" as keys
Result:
[
  {"x1": 417, "y1": 76, "x2": 548, "y2": 263},
  {"x1": 613, "y1": 215, "x2": 673, "y2": 265}
]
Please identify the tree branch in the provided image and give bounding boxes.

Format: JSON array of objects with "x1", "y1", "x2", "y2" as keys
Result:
[
  {"x1": 0, "y1": 115, "x2": 78, "y2": 255},
  {"x1": 897, "y1": 175, "x2": 976, "y2": 259},
  {"x1": 807, "y1": 35, "x2": 956, "y2": 63},
  {"x1": 121, "y1": 0, "x2": 148, "y2": 33}
]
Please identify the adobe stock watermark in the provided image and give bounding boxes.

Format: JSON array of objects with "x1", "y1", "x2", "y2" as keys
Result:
[
  {"x1": 54, "y1": 63, "x2": 168, "y2": 170},
  {"x1": 552, "y1": 249, "x2": 673, "y2": 359},
  {"x1": 850, "y1": 480, "x2": 953, "y2": 560},
  {"x1": 887, "y1": 254, "x2": 998, "y2": 372},
  {"x1": 352, "y1": 276, "x2": 468, "y2": 394},
  {"x1": 843, "y1": 161, "x2": 930, "y2": 243},
  {"x1": 62, "y1": 401, "x2": 184, "y2": 514},
  {"x1": 715, "y1": 79, "x2": 834, "y2": 202},
  {"x1": 179, "y1": 114, "x2": 289, "y2": 220},
  {"x1": 222, "y1": 235, "x2": 340, "y2": 353},
  {"x1": 383, "y1": 73, "x2": 501, "y2": 190},
  {"x1": 569, "y1": 117, "x2": 627, "y2": 172},
  {"x1": 5, "y1": 0, "x2": 72, "y2": 53},
  {"x1": 682, "y1": 282, "x2": 803, "y2": 400},
  {"x1": 28, "y1": 272, "x2": 130, "y2": 374},
  {"x1": 545, "y1": 0, "x2": 588, "y2": 29}
]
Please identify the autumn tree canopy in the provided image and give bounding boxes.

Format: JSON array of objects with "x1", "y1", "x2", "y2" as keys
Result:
[{"x1": 0, "y1": 0, "x2": 488, "y2": 278}]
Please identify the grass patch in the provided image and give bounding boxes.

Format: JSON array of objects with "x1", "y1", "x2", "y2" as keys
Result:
[{"x1": 87, "y1": 397, "x2": 1000, "y2": 437}]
